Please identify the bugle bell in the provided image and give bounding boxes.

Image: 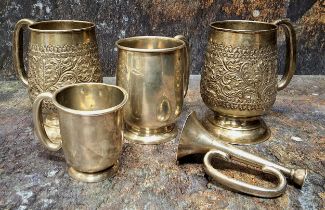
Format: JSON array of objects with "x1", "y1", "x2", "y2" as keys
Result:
[{"x1": 177, "y1": 111, "x2": 307, "y2": 198}]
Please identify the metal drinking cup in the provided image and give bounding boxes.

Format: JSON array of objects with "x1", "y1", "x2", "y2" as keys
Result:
[
  {"x1": 13, "y1": 19, "x2": 103, "y2": 141},
  {"x1": 32, "y1": 83, "x2": 128, "y2": 182},
  {"x1": 116, "y1": 36, "x2": 190, "y2": 144},
  {"x1": 200, "y1": 19, "x2": 296, "y2": 144}
]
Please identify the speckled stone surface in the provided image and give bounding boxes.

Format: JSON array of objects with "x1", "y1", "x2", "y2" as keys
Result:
[
  {"x1": 0, "y1": 0, "x2": 324, "y2": 80},
  {"x1": 0, "y1": 76, "x2": 324, "y2": 209}
]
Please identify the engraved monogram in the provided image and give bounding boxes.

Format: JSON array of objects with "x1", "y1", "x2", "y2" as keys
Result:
[
  {"x1": 28, "y1": 42, "x2": 102, "y2": 110},
  {"x1": 201, "y1": 41, "x2": 277, "y2": 111}
]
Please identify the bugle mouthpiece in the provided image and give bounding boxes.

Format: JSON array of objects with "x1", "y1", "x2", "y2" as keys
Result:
[{"x1": 292, "y1": 169, "x2": 308, "y2": 188}]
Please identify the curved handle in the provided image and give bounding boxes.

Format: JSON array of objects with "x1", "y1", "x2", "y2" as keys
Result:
[
  {"x1": 273, "y1": 19, "x2": 297, "y2": 91},
  {"x1": 13, "y1": 18, "x2": 35, "y2": 86},
  {"x1": 174, "y1": 35, "x2": 190, "y2": 97},
  {"x1": 32, "y1": 92, "x2": 62, "y2": 151},
  {"x1": 203, "y1": 150, "x2": 287, "y2": 198}
]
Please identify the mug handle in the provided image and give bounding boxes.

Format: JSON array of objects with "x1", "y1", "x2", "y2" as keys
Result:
[
  {"x1": 13, "y1": 18, "x2": 35, "y2": 86},
  {"x1": 174, "y1": 35, "x2": 191, "y2": 97},
  {"x1": 273, "y1": 19, "x2": 297, "y2": 91},
  {"x1": 32, "y1": 92, "x2": 62, "y2": 151}
]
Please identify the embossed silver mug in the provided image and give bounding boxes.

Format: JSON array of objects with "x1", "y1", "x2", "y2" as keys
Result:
[
  {"x1": 200, "y1": 19, "x2": 296, "y2": 144},
  {"x1": 13, "y1": 19, "x2": 102, "y2": 141}
]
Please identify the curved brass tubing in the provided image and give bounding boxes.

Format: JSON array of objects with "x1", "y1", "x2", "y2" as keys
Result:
[{"x1": 177, "y1": 111, "x2": 307, "y2": 198}]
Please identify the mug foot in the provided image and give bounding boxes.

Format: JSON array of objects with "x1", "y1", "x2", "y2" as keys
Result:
[
  {"x1": 124, "y1": 124, "x2": 178, "y2": 144},
  {"x1": 68, "y1": 161, "x2": 119, "y2": 183},
  {"x1": 203, "y1": 114, "x2": 271, "y2": 145}
]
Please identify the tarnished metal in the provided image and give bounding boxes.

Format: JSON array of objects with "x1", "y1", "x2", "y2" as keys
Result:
[
  {"x1": 200, "y1": 19, "x2": 297, "y2": 144},
  {"x1": 177, "y1": 111, "x2": 307, "y2": 198},
  {"x1": 116, "y1": 36, "x2": 190, "y2": 144},
  {"x1": 32, "y1": 83, "x2": 128, "y2": 182}
]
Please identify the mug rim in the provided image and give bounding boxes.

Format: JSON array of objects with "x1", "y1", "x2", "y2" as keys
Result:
[
  {"x1": 210, "y1": 20, "x2": 277, "y2": 33},
  {"x1": 115, "y1": 36, "x2": 185, "y2": 53},
  {"x1": 28, "y1": 20, "x2": 95, "y2": 33},
  {"x1": 52, "y1": 83, "x2": 128, "y2": 116}
]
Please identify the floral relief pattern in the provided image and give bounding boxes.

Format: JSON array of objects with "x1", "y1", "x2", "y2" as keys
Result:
[
  {"x1": 28, "y1": 42, "x2": 102, "y2": 110},
  {"x1": 200, "y1": 41, "x2": 277, "y2": 111}
]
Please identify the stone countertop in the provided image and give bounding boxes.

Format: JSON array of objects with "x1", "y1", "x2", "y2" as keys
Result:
[{"x1": 1, "y1": 75, "x2": 324, "y2": 209}]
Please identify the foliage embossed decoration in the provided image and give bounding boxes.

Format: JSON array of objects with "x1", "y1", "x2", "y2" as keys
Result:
[
  {"x1": 200, "y1": 41, "x2": 277, "y2": 112},
  {"x1": 28, "y1": 42, "x2": 102, "y2": 110}
]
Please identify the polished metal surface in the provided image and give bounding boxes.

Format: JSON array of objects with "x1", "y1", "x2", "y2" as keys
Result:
[
  {"x1": 32, "y1": 83, "x2": 128, "y2": 182},
  {"x1": 203, "y1": 115, "x2": 271, "y2": 145},
  {"x1": 200, "y1": 19, "x2": 296, "y2": 144},
  {"x1": 116, "y1": 36, "x2": 190, "y2": 144},
  {"x1": 13, "y1": 19, "x2": 102, "y2": 141},
  {"x1": 68, "y1": 162, "x2": 119, "y2": 183},
  {"x1": 177, "y1": 112, "x2": 307, "y2": 198}
]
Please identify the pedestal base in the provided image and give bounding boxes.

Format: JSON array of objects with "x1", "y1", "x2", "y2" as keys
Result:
[
  {"x1": 204, "y1": 115, "x2": 271, "y2": 145},
  {"x1": 124, "y1": 124, "x2": 177, "y2": 144},
  {"x1": 68, "y1": 162, "x2": 119, "y2": 183}
]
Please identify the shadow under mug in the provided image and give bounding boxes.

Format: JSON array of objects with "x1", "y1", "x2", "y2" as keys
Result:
[{"x1": 32, "y1": 83, "x2": 128, "y2": 182}]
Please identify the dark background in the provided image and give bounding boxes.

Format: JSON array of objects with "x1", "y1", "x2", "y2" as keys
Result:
[{"x1": 1, "y1": 0, "x2": 324, "y2": 80}]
